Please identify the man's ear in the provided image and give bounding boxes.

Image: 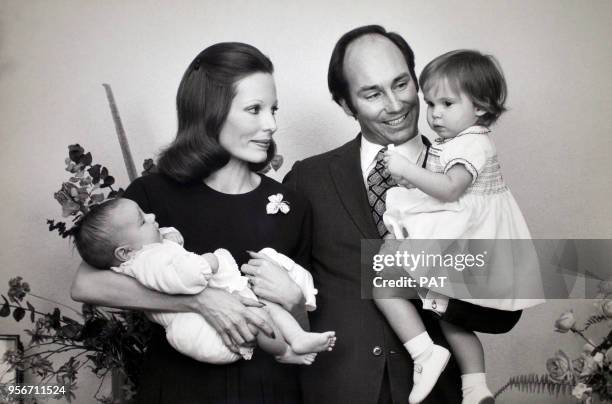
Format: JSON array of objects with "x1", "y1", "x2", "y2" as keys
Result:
[
  {"x1": 340, "y1": 99, "x2": 355, "y2": 118},
  {"x1": 114, "y1": 245, "x2": 133, "y2": 262},
  {"x1": 475, "y1": 107, "x2": 486, "y2": 117}
]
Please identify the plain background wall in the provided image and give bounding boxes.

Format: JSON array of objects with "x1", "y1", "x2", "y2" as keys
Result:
[{"x1": 1, "y1": 1, "x2": 611, "y2": 402}]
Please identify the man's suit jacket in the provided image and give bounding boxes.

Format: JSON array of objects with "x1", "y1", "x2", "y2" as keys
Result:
[{"x1": 284, "y1": 135, "x2": 463, "y2": 404}]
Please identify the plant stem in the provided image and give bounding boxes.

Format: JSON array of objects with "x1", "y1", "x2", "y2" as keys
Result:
[
  {"x1": 6, "y1": 304, "x2": 78, "y2": 326},
  {"x1": 94, "y1": 369, "x2": 110, "y2": 399},
  {"x1": 28, "y1": 293, "x2": 83, "y2": 317},
  {"x1": 572, "y1": 328, "x2": 597, "y2": 347}
]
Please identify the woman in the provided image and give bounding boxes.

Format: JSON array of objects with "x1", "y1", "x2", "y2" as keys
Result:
[{"x1": 71, "y1": 42, "x2": 311, "y2": 403}]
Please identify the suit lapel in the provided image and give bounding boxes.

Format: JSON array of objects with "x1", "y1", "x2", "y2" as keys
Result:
[{"x1": 329, "y1": 135, "x2": 380, "y2": 239}]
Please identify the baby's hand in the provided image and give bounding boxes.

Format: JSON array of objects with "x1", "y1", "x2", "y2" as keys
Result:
[
  {"x1": 203, "y1": 252, "x2": 219, "y2": 274},
  {"x1": 383, "y1": 149, "x2": 412, "y2": 179},
  {"x1": 395, "y1": 177, "x2": 415, "y2": 189},
  {"x1": 162, "y1": 229, "x2": 184, "y2": 246}
]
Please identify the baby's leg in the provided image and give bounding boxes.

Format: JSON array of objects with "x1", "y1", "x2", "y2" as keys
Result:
[
  {"x1": 262, "y1": 300, "x2": 336, "y2": 354},
  {"x1": 375, "y1": 298, "x2": 450, "y2": 404},
  {"x1": 440, "y1": 319, "x2": 493, "y2": 404},
  {"x1": 250, "y1": 307, "x2": 317, "y2": 365},
  {"x1": 439, "y1": 319, "x2": 484, "y2": 374},
  {"x1": 374, "y1": 298, "x2": 425, "y2": 341}
]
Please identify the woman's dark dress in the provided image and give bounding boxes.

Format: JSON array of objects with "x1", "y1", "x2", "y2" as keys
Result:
[{"x1": 124, "y1": 173, "x2": 311, "y2": 404}]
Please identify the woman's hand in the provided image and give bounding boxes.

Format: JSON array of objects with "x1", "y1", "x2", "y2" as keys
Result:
[
  {"x1": 191, "y1": 287, "x2": 275, "y2": 352},
  {"x1": 241, "y1": 251, "x2": 304, "y2": 312}
]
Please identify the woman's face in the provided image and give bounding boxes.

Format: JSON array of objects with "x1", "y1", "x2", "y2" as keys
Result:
[{"x1": 219, "y1": 72, "x2": 278, "y2": 164}]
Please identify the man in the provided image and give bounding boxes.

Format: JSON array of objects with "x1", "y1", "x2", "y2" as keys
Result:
[{"x1": 284, "y1": 25, "x2": 521, "y2": 404}]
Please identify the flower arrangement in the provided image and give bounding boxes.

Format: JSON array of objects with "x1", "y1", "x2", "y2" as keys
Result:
[
  {"x1": 2, "y1": 139, "x2": 285, "y2": 403},
  {"x1": 496, "y1": 280, "x2": 612, "y2": 404},
  {"x1": 1, "y1": 277, "x2": 150, "y2": 403},
  {"x1": 1, "y1": 145, "x2": 156, "y2": 403},
  {"x1": 47, "y1": 144, "x2": 156, "y2": 238}
]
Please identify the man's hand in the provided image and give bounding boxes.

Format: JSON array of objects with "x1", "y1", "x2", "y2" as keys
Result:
[
  {"x1": 192, "y1": 287, "x2": 275, "y2": 352},
  {"x1": 241, "y1": 251, "x2": 304, "y2": 312}
]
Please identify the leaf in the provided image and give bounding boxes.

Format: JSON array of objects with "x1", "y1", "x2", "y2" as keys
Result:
[
  {"x1": 68, "y1": 144, "x2": 84, "y2": 163},
  {"x1": 88, "y1": 164, "x2": 101, "y2": 183},
  {"x1": 0, "y1": 296, "x2": 9, "y2": 317},
  {"x1": 61, "y1": 315, "x2": 80, "y2": 325},
  {"x1": 13, "y1": 307, "x2": 25, "y2": 322},
  {"x1": 90, "y1": 193, "x2": 105, "y2": 203},
  {"x1": 79, "y1": 152, "x2": 92, "y2": 166},
  {"x1": 100, "y1": 167, "x2": 108, "y2": 179},
  {"x1": 142, "y1": 158, "x2": 157, "y2": 176},
  {"x1": 27, "y1": 301, "x2": 35, "y2": 322},
  {"x1": 270, "y1": 154, "x2": 284, "y2": 171},
  {"x1": 46, "y1": 307, "x2": 61, "y2": 329},
  {"x1": 59, "y1": 324, "x2": 82, "y2": 339},
  {"x1": 102, "y1": 175, "x2": 115, "y2": 188}
]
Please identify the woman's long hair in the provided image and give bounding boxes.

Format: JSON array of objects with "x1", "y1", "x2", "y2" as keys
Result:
[{"x1": 158, "y1": 42, "x2": 276, "y2": 184}]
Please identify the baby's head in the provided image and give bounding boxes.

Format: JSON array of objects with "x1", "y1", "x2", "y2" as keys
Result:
[
  {"x1": 419, "y1": 50, "x2": 507, "y2": 139},
  {"x1": 74, "y1": 198, "x2": 162, "y2": 269}
]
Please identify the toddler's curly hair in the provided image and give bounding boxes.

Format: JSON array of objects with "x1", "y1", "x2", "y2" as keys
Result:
[{"x1": 419, "y1": 49, "x2": 507, "y2": 126}]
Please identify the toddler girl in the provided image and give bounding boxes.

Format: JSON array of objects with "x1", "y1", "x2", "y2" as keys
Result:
[
  {"x1": 375, "y1": 50, "x2": 544, "y2": 404},
  {"x1": 74, "y1": 198, "x2": 335, "y2": 365}
]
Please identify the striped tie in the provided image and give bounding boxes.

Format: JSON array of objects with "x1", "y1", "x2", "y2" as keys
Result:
[{"x1": 367, "y1": 148, "x2": 396, "y2": 237}]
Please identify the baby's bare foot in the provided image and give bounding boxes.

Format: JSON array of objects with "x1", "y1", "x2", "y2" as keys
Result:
[
  {"x1": 275, "y1": 347, "x2": 317, "y2": 365},
  {"x1": 291, "y1": 331, "x2": 336, "y2": 354}
]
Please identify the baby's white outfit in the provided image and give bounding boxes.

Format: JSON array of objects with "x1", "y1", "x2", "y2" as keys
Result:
[
  {"x1": 383, "y1": 126, "x2": 544, "y2": 311},
  {"x1": 112, "y1": 233, "x2": 317, "y2": 364}
]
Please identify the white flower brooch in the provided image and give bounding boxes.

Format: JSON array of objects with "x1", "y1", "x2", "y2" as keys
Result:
[{"x1": 266, "y1": 193, "x2": 290, "y2": 215}]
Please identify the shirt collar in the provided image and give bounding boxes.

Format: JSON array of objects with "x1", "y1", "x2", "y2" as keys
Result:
[{"x1": 360, "y1": 133, "x2": 426, "y2": 175}]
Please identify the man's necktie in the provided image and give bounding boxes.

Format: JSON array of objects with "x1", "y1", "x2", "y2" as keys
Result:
[{"x1": 367, "y1": 147, "x2": 396, "y2": 237}]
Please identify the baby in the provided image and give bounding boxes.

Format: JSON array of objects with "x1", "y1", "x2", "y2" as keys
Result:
[{"x1": 74, "y1": 198, "x2": 336, "y2": 365}]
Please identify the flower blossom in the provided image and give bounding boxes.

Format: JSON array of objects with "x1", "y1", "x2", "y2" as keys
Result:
[
  {"x1": 8, "y1": 276, "x2": 30, "y2": 302},
  {"x1": 546, "y1": 350, "x2": 574, "y2": 383},
  {"x1": 554, "y1": 310, "x2": 576, "y2": 333},
  {"x1": 572, "y1": 382, "x2": 592, "y2": 400}
]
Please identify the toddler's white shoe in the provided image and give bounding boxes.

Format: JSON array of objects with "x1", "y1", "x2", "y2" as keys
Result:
[{"x1": 408, "y1": 345, "x2": 450, "y2": 403}]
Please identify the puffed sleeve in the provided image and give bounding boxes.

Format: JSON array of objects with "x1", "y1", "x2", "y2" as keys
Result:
[
  {"x1": 113, "y1": 241, "x2": 213, "y2": 294},
  {"x1": 439, "y1": 134, "x2": 492, "y2": 184}
]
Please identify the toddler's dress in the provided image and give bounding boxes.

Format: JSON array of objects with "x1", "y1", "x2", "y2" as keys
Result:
[
  {"x1": 383, "y1": 126, "x2": 544, "y2": 311},
  {"x1": 112, "y1": 232, "x2": 318, "y2": 364}
]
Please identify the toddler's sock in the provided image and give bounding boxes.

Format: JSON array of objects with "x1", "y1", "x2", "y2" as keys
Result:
[
  {"x1": 461, "y1": 373, "x2": 494, "y2": 404},
  {"x1": 403, "y1": 331, "x2": 434, "y2": 363}
]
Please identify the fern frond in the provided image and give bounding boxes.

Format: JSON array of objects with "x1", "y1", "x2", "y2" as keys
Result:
[
  {"x1": 581, "y1": 314, "x2": 609, "y2": 331},
  {"x1": 494, "y1": 373, "x2": 573, "y2": 398}
]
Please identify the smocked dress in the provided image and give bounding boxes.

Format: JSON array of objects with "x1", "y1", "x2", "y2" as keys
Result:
[
  {"x1": 383, "y1": 126, "x2": 544, "y2": 311},
  {"x1": 124, "y1": 172, "x2": 311, "y2": 404}
]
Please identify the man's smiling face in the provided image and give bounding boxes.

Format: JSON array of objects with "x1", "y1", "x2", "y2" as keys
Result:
[{"x1": 341, "y1": 34, "x2": 420, "y2": 146}]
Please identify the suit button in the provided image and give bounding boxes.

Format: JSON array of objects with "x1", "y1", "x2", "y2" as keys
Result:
[{"x1": 372, "y1": 346, "x2": 383, "y2": 356}]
